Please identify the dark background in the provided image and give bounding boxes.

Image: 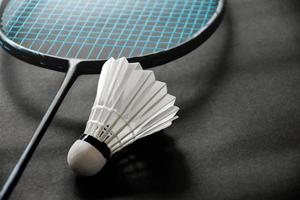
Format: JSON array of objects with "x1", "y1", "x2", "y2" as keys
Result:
[{"x1": 0, "y1": 0, "x2": 299, "y2": 199}]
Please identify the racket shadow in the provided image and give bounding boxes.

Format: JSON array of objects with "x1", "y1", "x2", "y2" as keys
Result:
[
  {"x1": 167, "y1": 2, "x2": 233, "y2": 118},
  {"x1": 0, "y1": 2, "x2": 232, "y2": 136},
  {"x1": 73, "y1": 133, "x2": 190, "y2": 198},
  {"x1": 0, "y1": 54, "x2": 84, "y2": 133}
]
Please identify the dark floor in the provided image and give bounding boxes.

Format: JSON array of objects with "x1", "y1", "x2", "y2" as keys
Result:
[{"x1": 0, "y1": 0, "x2": 300, "y2": 199}]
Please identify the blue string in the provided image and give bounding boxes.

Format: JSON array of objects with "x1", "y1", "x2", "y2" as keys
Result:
[{"x1": 1, "y1": 0, "x2": 220, "y2": 59}]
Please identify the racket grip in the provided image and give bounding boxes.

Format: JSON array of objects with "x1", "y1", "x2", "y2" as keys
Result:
[{"x1": 0, "y1": 62, "x2": 79, "y2": 200}]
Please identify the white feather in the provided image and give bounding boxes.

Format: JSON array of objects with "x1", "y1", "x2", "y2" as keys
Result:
[{"x1": 84, "y1": 57, "x2": 179, "y2": 154}]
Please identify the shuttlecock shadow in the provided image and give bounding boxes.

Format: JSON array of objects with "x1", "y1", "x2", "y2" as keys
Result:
[{"x1": 74, "y1": 133, "x2": 190, "y2": 198}]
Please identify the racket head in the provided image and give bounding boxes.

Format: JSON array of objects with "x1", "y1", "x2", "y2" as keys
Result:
[{"x1": 0, "y1": 0, "x2": 224, "y2": 74}]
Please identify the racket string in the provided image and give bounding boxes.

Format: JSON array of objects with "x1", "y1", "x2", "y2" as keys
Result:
[{"x1": 1, "y1": 0, "x2": 219, "y2": 59}]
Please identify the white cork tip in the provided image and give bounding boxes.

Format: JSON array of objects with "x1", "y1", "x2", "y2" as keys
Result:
[{"x1": 67, "y1": 140, "x2": 107, "y2": 176}]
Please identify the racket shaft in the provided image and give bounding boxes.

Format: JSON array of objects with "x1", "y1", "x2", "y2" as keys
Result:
[{"x1": 0, "y1": 63, "x2": 78, "y2": 200}]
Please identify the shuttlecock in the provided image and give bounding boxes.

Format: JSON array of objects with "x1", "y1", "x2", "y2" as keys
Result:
[{"x1": 67, "y1": 57, "x2": 179, "y2": 176}]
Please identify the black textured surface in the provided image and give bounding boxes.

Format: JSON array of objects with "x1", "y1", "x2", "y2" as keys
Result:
[{"x1": 0, "y1": 0, "x2": 300, "y2": 199}]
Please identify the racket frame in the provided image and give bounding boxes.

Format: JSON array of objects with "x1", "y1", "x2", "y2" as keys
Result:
[{"x1": 0, "y1": 0, "x2": 224, "y2": 73}]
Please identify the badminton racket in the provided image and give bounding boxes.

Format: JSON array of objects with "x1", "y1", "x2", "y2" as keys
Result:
[{"x1": 0, "y1": 0, "x2": 224, "y2": 199}]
